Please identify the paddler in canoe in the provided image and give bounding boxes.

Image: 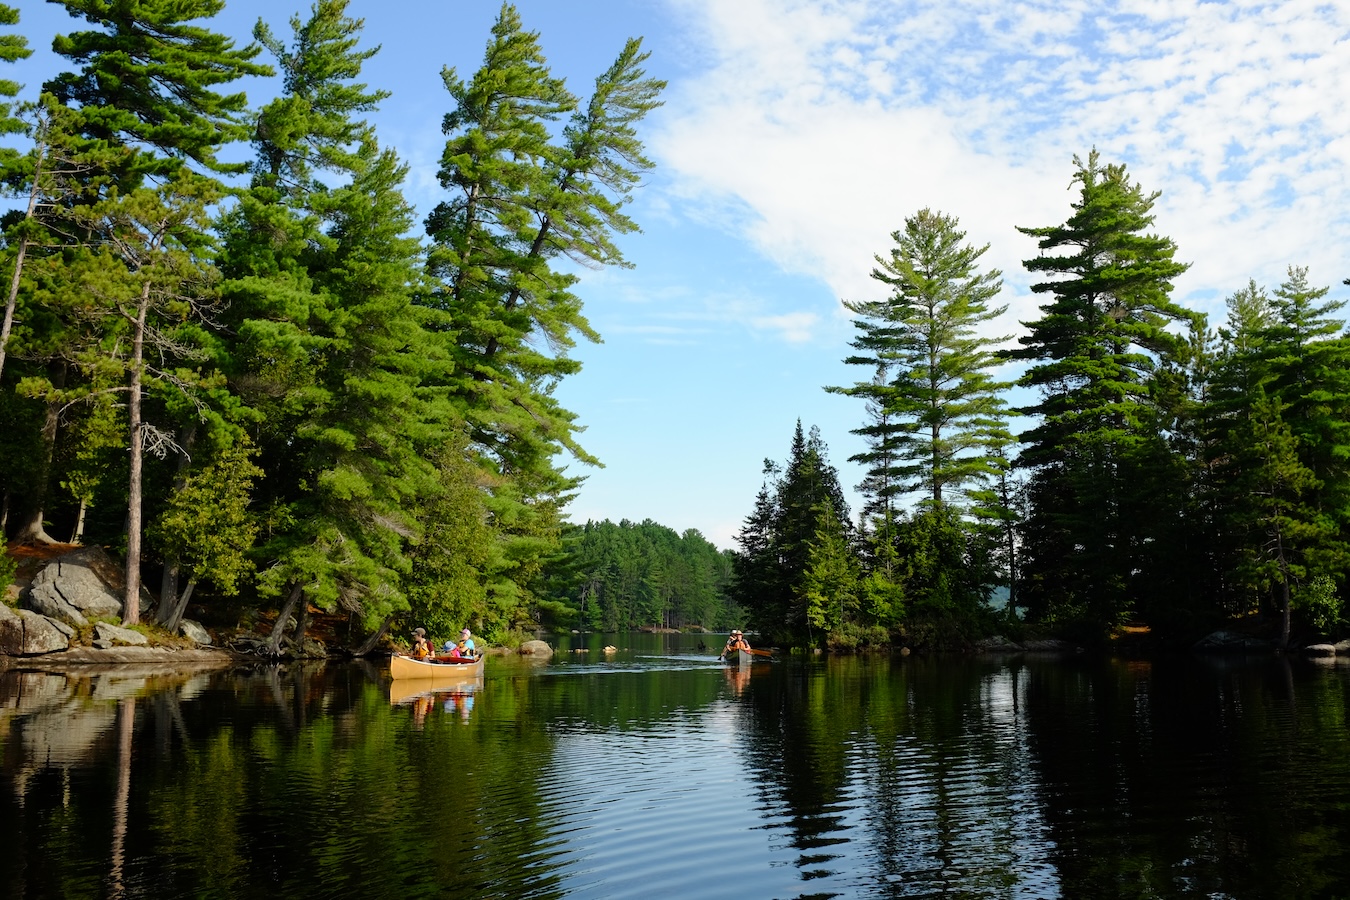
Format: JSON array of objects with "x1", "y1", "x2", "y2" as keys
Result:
[
  {"x1": 721, "y1": 629, "x2": 750, "y2": 659},
  {"x1": 410, "y1": 627, "x2": 435, "y2": 660}
]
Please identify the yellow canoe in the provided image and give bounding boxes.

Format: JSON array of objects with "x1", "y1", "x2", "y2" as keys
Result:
[{"x1": 388, "y1": 654, "x2": 484, "y2": 682}]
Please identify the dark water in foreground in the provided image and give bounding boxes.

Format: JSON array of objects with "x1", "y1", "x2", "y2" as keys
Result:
[{"x1": 3, "y1": 634, "x2": 1350, "y2": 900}]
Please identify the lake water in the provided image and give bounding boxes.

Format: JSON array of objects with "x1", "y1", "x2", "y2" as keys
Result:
[{"x1": 3, "y1": 633, "x2": 1350, "y2": 899}]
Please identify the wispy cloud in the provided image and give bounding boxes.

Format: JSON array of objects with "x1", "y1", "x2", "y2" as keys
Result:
[{"x1": 655, "y1": 0, "x2": 1350, "y2": 331}]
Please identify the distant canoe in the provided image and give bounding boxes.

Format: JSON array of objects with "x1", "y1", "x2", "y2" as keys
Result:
[{"x1": 389, "y1": 654, "x2": 484, "y2": 682}]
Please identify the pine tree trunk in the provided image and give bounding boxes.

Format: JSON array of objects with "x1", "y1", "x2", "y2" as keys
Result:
[
  {"x1": 123, "y1": 284, "x2": 151, "y2": 626},
  {"x1": 293, "y1": 601, "x2": 311, "y2": 654},
  {"x1": 13, "y1": 372, "x2": 63, "y2": 544},
  {"x1": 0, "y1": 238, "x2": 27, "y2": 381},
  {"x1": 1280, "y1": 579, "x2": 1292, "y2": 651},
  {"x1": 162, "y1": 578, "x2": 196, "y2": 634},
  {"x1": 355, "y1": 614, "x2": 394, "y2": 657},
  {"x1": 69, "y1": 499, "x2": 87, "y2": 544},
  {"x1": 156, "y1": 428, "x2": 197, "y2": 625},
  {"x1": 157, "y1": 562, "x2": 179, "y2": 626},
  {"x1": 0, "y1": 122, "x2": 47, "y2": 381},
  {"x1": 266, "y1": 583, "x2": 304, "y2": 656}
]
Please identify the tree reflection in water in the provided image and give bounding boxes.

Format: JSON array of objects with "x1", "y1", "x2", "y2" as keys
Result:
[{"x1": 2, "y1": 646, "x2": 1350, "y2": 899}]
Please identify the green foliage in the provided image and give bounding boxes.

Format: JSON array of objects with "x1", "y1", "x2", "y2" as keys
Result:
[
  {"x1": 46, "y1": 0, "x2": 268, "y2": 178},
  {"x1": 734, "y1": 422, "x2": 856, "y2": 644},
  {"x1": 419, "y1": 8, "x2": 664, "y2": 624},
  {"x1": 0, "y1": 547, "x2": 16, "y2": 602},
  {"x1": 1298, "y1": 574, "x2": 1342, "y2": 636},
  {"x1": 830, "y1": 208, "x2": 1012, "y2": 513},
  {"x1": 561, "y1": 518, "x2": 735, "y2": 632},
  {"x1": 1006, "y1": 150, "x2": 1193, "y2": 637},
  {"x1": 151, "y1": 437, "x2": 262, "y2": 596},
  {"x1": 0, "y1": 3, "x2": 30, "y2": 160}
]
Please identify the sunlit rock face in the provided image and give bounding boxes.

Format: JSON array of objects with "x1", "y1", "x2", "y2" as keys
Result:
[
  {"x1": 23, "y1": 546, "x2": 125, "y2": 627},
  {"x1": 0, "y1": 605, "x2": 72, "y2": 655}
]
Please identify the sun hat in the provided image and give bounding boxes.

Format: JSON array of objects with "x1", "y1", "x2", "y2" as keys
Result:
[
  {"x1": 461, "y1": 628, "x2": 471, "y2": 636},
  {"x1": 412, "y1": 627, "x2": 426, "y2": 636}
]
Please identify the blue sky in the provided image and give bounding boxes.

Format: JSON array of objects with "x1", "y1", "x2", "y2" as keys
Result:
[{"x1": 11, "y1": 0, "x2": 1350, "y2": 548}]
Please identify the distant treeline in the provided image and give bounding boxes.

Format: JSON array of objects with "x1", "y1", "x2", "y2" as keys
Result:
[
  {"x1": 734, "y1": 155, "x2": 1350, "y2": 650},
  {"x1": 0, "y1": 2, "x2": 664, "y2": 650},
  {"x1": 546, "y1": 519, "x2": 737, "y2": 633}
]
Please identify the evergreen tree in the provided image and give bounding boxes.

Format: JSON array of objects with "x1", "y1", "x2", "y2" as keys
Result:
[
  {"x1": 421, "y1": 5, "x2": 663, "y2": 620},
  {"x1": 24, "y1": 0, "x2": 268, "y2": 622},
  {"x1": 733, "y1": 422, "x2": 854, "y2": 645},
  {"x1": 830, "y1": 208, "x2": 1012, "y2": 511},
  {"x1": 1007, "y1": 150, "x2": 1192, "y2": 634},
  {"x1": 0, "y1": 1, "x2": 32, "y2": 379},
  {"x1": 259, "y1": 141, "x2": 440, "y2": 651},
  {"x1": 1206, "y1": 270, "x2": 1350, "y2": 636}
]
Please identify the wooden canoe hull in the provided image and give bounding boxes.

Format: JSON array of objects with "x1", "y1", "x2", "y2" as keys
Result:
[
  {"x1": 389, "y1": 654, "x2": 484, "y2": 682},
  {"x1": 722, "y1": 648, "x2": 772, "y2": 665}
]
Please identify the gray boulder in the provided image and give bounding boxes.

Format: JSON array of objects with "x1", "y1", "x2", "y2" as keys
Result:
[
  {"x1": 1193, "y1": 630, "x2": 1273, "y2": 652},
  {"x1": 519, "y1": 640, "x2": 553, "y2": 657},
  {"x1": 94, "y1": 622, "x2": 149, "y2": 648},
  {"x1": 0, "y1": 604, "x2": 72, "y2": 655},
  {"x1": 24, "y1": 546, "x2": 125, "y2": 627},
  {"x1": 180, "y1": 619, "x2": 212, "y2": 646},
  {"x1": 975, "y1": 635, "x2": 1022, "y2": 651},
  {"x1": 298, "y1": 637, "x2": 327, "y2": 658},
  {"x1": 1304, "y1": 643, "x2": 1337, "y2": 657}
]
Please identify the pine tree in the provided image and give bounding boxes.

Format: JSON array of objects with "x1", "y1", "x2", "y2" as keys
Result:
[
  {"x1": 1007, "y1": 150, "x2": 1193, "y2": 633},
  {"x1": 422, "y1": 4, "x2": 663, "y2": 619},
  {"x1": 831, "y1": 208, "x2": 1012, "y2": 511},
  {"x1": 26, "y1": 0, "x2": 268, "y2": 622},
  {"x1": 1206, "y1": 270, "x2": 1350, "y2": 635},
  {"x1": 734, "y1": 423, "x2": 854, "y2": 644},
  {"x1": 0, "y1": 1, "x2": 32, "y2": 379}
]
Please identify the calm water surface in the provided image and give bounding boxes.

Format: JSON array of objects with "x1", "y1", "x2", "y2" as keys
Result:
[{"x1": 4, "y1": 634, "x2": 1350, "y2": 899}]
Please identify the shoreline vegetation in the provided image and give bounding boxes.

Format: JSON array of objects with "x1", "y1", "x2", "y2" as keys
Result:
[{"x1": 1, "y1": 5, "x2": 1347, "y2": 660}]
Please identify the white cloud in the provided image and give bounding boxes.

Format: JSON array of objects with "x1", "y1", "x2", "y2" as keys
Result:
[{"x1": 654, "y1": 0, "x2": 1350, "y2": 333}]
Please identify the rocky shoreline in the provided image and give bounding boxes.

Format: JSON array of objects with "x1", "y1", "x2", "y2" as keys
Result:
[{"x1": 1, "y1": 644, "x2": 238, "y2": 670}]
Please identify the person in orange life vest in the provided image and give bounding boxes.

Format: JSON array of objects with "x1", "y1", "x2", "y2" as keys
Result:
[
  {"x1": 723, "y1": 629, "x2": 750, "y2": 656},
  {"x1": 410, "y1": 627, "x2": 434, "y2": 660}
]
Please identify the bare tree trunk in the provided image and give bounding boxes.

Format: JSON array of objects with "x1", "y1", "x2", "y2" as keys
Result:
[
  {"x1": 266, "y1": 583, "x2": 304, "y2": 656},
  {"x1": 0, "y1": 237, "x2": 28, "y2": 382},
  {"x1": 0, "y1": 110, "x2": 50, "y2": 382},
  {"x1": 1280, "y1": 579, "x2": 1292, "y2": 651},
  {"x1": 161, "y1": 578, "x2": 196, "y2": 634},
  {"x1": 12, "y1": 368, "x2": 64, "y2": 544},
  {"x1": 156, "y1": 427, "x2": 196, "y2": 625},
  {"x1": 123, "y1": 285, "x2": 150, "y2": 626},
  {"x1": 69, "y1": 499, "x2": 87, "y2": 544},
  {"x1": 293, "y1": 601, "x2": 311, "y2": 653},
  {"x1": 355, "y1": 614, "x2": 394, "y2": 657}
]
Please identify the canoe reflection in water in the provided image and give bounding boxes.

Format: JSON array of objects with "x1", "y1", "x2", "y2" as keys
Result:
[{"x1": 391, "y1": 675, "x2": 483, "y2": 728}]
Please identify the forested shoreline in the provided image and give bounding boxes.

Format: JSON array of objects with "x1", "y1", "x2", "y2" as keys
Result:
[
  {"x1": 0, "y1": 1, "x2": 667, "y2": 652},
  {"x1": 732, "y1": 155, "x2": 1350, "y2": 651},
  {"x1": 1, "y1": 3, "x2": 1347, "y2": 657}
]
